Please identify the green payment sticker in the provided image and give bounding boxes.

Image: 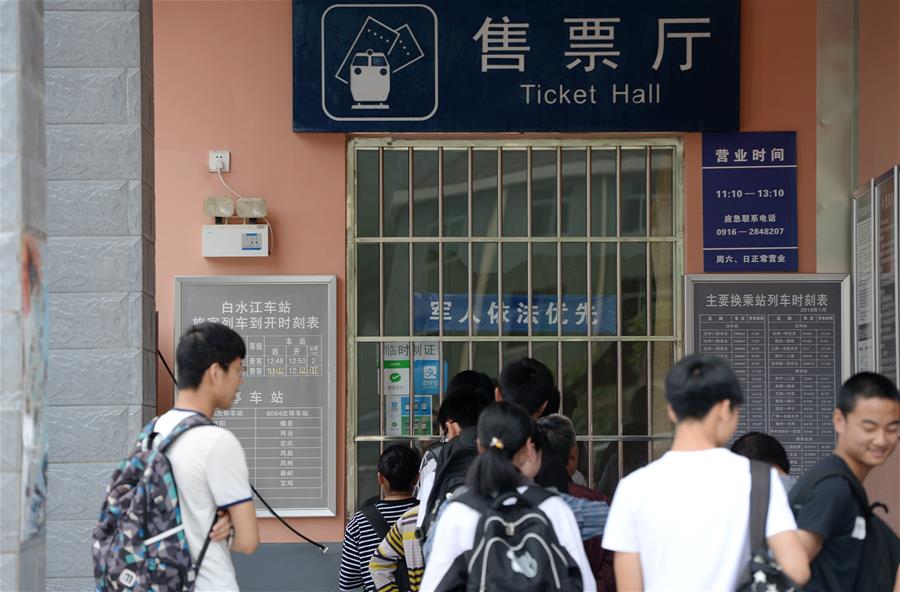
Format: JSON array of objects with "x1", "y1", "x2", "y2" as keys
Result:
[{"x1": 389, "y1": 372, "x2": 402, "y2": 383}]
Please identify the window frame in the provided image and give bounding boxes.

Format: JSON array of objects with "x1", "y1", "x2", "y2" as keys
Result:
[{"x1": 345, "y1": 137, "x2": 685, "y2": 516}]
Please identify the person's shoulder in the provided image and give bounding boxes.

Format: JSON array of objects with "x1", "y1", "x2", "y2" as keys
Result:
[{"x1": 794, "y1": 455, "x2": 856, "y2": 496}]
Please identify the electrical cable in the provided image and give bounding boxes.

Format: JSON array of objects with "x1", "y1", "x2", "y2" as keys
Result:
[{"x1": 156, "y1": 348, "x2": 328, "y2": 554}]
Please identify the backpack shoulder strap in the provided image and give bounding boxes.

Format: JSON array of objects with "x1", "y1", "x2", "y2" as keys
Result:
[
  {"x1": 791, "y1": 465, "x2": 870, "y2": 516},
  {"x1": 520, "y1": 485, "x2": 555, "y2": 509},
  {"x1": 361, "y1": 503, "x2": 391, "y2": 541},
  {"x1": 155, "y1": 413, "x2": 214, "y2": 452},
  {"x1": 748, "y1": 460, "x2": 770, "y2": 552}
]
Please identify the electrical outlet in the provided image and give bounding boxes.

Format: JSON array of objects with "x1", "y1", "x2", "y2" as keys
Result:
[{"x1": 208, "y1": 150, "x2": 231, "y2": 172}]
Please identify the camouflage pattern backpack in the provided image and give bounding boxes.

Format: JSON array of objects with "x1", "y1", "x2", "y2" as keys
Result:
[{"x1": 92, "y1": 413, "x2": 216, "y2": 592}]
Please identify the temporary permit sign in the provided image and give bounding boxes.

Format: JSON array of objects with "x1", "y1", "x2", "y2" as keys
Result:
[
  {"x1": 293, "y1": 0, "x2": 740, "y2": 132},
  {"x1": 702, "y1": 132, "x2": 798, "y2": 272}
]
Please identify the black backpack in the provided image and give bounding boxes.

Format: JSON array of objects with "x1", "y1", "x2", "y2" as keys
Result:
[
  {"x1": 360, "y1": 502, "x2": 412, "y2": 592},
  {"x1": 419, "y1": 428, "x2": 479, "y2": 543},
  {"x1": 790, "y1": 463, "x2": 900, "y2": 592},
  {"x1": 435, "y1": 487, "x2": 583, "y2": 592}
]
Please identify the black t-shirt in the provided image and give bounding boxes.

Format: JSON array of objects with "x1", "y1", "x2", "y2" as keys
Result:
[{"x1": 793, "y1": 454, "x2": 866, "y2": 592}]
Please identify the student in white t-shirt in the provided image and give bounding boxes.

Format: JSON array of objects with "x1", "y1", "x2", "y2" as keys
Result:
[
  {"x1": 154, "y1": 322, "x2": 259, "y2": 591},
  {"x1": 421, "y1": 401, "x2": 595, "y2": 592},
  {"x1": 601, "y1": 354, "x2": 810, "y2": 592}
]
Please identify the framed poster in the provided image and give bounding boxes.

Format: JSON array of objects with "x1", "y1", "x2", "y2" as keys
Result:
[
  {"x1": 875, "y1": 166, "x2": 900, "y2": 385},
  {"x1": 686, "y1": 274, "x2": 850, "y2": 473},
  {"x1": 175, "y1": 275, "x2": 337, "y2": 517},
  {"x1": 852, "y1": 181, "x2": 877, "y2": 372}
]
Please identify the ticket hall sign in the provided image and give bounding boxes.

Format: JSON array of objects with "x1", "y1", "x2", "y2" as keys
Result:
[{"x1": 292, "y1": 0, "x2": 740, "y2": 132}]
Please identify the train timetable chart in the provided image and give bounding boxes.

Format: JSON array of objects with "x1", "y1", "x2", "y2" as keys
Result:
[
  {"x1": 686, "y1": 275, "x2": 850, "y2": 474},
  {"x1": 175, "y1": 275, "x2": 337, "y2": 517}
]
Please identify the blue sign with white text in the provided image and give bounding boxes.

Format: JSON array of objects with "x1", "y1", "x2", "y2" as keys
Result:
[
  {"x1": 293, "y1": 0, "x2": 740, "y2": 132},
  {"x1": 702, "y1": 132, "x2": 798, "y2": 272}
]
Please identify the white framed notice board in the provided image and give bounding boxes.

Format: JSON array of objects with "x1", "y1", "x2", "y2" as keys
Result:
[{"x1": 175, "y1": 275, "x2": 337, "y2": 517}]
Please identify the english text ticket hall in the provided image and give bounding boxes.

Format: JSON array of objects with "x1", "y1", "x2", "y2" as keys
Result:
[{"x1": 149, "y1": 0, "x2": 899, "y2": 588}]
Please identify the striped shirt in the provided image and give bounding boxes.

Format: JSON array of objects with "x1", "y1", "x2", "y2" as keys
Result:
[
  {"x1": 339, "y1": 498, "x2": 418, "y2": 592},
  {"x1": 368, "y1": 506, "x2": 424, "y2": 592}
]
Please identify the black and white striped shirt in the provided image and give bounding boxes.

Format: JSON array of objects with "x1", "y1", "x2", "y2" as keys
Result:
[{"x1": 339, "y1": 498, "x2": 418, "y2": 592}]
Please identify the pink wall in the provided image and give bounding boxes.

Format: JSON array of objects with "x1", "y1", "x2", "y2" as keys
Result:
[
  {"x1": 154, "y1": 0, "x2": 824, "y2": 543},
  {"x1": 858, "y1": 0, "x2": 900, "y2": 534},
  {"x1": 153, "y1": 0, "x2": 347, "y2": 541}
]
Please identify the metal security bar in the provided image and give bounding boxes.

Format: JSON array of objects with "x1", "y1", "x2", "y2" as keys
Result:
[{"x1": 346, "y1": 138, "x2": 684, "y2": 515}]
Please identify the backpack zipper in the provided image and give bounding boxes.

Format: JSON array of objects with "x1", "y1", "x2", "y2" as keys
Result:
[{"x1": 477, "y1": 534, "x2": 562, "y2": 591}]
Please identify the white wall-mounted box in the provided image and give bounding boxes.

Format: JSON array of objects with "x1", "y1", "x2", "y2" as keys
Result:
[{"x1": 202, "y1": 224, "x2": 269, "y2": 257}]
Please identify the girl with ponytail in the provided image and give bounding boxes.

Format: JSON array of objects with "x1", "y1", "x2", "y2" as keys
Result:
[{"x1": 420, "y1": 402, "x2": 595, "y2": 591}]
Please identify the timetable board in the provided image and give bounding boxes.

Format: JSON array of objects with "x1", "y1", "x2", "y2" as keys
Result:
[
  {"x1": 686, "y1": 274, "x2": 850, "y2": 474},
  {"x1": 175, "y1": 276, "x2": 337, "y2": 517}
]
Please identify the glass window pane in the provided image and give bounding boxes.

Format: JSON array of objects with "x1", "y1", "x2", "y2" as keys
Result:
[
  {"x1": 593, "y1": 441, "x2": 619, "y2": 498},
  {"x1": 622, "y1": 341, "x2": 648, "y2": 435},
  {"x1": 443, "y1": 242, "x2": 469, "y2": 336},
  {"x1": 473, "y1": 341, "x2": 499, "y2": 379},
  {"x1": 356, "y1": 442, "x2": 382, "y2": 508},
  {"x1": 357, "y1": 149, "x2": 379, "y2": 237},
  {"x1": 591, "y1": 243, "x2": 617, "y2": 336},
  {"x1": 651, "y1": 341, "x2": 674, "y2": 435},
  {"x1": 357, "y1": 244, "x2": 380, "y2": 337},
  {"x1": 443, "y1": 149, "x2": 468, "y2": 237},
  {"x1": 502, "y1": 341, "x2": 530, "y2": 366},
  {"x1": 532, "y1": 243, "x2": 557, "y2": 336},
  {"x1": 562, "y1": 148, "x2": 587, "y2": 237},
  {"x1": 562, "y1": 243, "x2": 587, "y2": 336},
  {"x1": 650, "y1": 148, "x2": 674, "y2": 237},
  {"x1": 502, "y1": 149, "x2": 528, "y2": 237},
  {"x1": 413, "y1": 149, "x2": 439, "y2": 237},
  {"x1": 532, "y1": 149, "x2": 558, "y2": 237},
  {"x1": 383, "y1": 243, "x2": 409, "y2": 336},
  {"x1": 356, "y1": 342, "x2": 380, "y2": 436},
  {"x1": 623, "y1": 441, "x2": 650, "y2": 477},
  {"x1": 621, "y1": 242, "x2": 647, "y2": 336},
  {"x1": 652, "y1": 439, "x2": 672, "y2": 460},
  {"x1": 383, "y1": 149, "x2": 409, "y2": 237},
  {"x1": 472, "y1": 242, "x2": 498, "y2": 336},
  {"x1": 561, "y1": 341, "x2": 588, "y2": 434},
  {"x1": 441, "y1": 341, "x2": 470, "y2": 389},
  {"x1": 650, "y1": 242, "x2": 674, "y2": 336},
  {"x1": 531, "y1": 341, "x2": 559, "y2": 402},
  {"x1": 621, "y1": 148, "x2": 647, "y2": 236},
  {"x1": 472, "y1": 149, "x2": 498, "y2": 237},
  {"x1": 502, "y1": 243, "x2": 528, "y2": 336},
  {"x1": 591, "y1": 342, "x2": 617, "y2": 435},
  {"x1": 413, "y1": 243, "x2": 439, "y2": 336},
  {"x1": 591, "y1": 149, "x2": 616, "y2": 237}
]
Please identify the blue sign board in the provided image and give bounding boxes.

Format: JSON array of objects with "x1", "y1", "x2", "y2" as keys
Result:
[
  {"x1": 702, "y1": 132, "x2": 798, "y2": 272},
  {"x1": 293, "y1": 0, "x2": 740, "y2": 132},
  {"x1": 413, "y1": 293, "x2": 617, "y2": 335}
]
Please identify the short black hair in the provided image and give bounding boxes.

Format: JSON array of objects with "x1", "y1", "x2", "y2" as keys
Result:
[
  {"x1": 731, "y1": 431, "x2": 790, "y2": 474},
  {"x1": 837, "y1": 372, "x2": 900, "y2": 415},
  {"x1": 499, "y1": 357, "x2": 556, "y2": 416},
  {"x1": 537, "y1": 414, "x2": 576, "y2": 465},
  {"x1": 438, "y1": 388, "x2": 488, "y2": 431},
  {"x1": 665, "y1": 354, "x2": 744, "y2": 421},
  {"x1": 377, "y1": 444, "x2": 421, "y2": 493},
  {"x1": 446, "y1": 370, "x2": 495, "y2": 407},
  {"x1": 176, "y1": 322, "x2": 247, "y2": 390}
]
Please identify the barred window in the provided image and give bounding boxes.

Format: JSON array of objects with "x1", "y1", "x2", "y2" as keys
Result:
[{"x1": 347, "y1": 139, "x2": 683, "y2": 510}]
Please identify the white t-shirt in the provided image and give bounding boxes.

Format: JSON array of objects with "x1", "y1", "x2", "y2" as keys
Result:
[
  {"x1": 414, "y1": 457, "x2": 437, "y2": 527},
  {"x1": 420, "y1": 486, "x2": 597, "y2": 592},
  {"x1": 601, "y1": 448, "x2": 797, "y2": 592},
  {"x1": 154, "y1": 409, "x2": 253, "y2": 592}
]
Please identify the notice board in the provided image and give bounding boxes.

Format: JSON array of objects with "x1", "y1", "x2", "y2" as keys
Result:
[
  {"x1": 852, "y1": 181, "x2": 877, "y2": 372},
  {"x1": 875, "y1": 166, "x2": 899, "y2": 385},
  {"x1": 175, "y1": 276, "x2": 337, "y2": 517},
  {"x1": 686, "y1": 274, "x2": 850, "y2": 474}
]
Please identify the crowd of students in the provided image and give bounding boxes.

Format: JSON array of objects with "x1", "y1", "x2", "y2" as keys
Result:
[
  {"x1": 340, "y1": 354, "x2": 900, "y2": 592},
  {"x1": 93, "y1": 323, "x2": 900, "y2": 592}
]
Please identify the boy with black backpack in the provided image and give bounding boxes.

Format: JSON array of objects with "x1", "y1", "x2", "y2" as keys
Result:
[
  {"x1": 790, "y1": 372, "x2": 900, "y2": 591},
  {"x1": 340, "y1": 444, "x2": 420, "y2": 592},
  {"x1": 92, "y1": 322, "x2": 258, "y2": 592},
  {"x1": 420, "y1": 402, "x2": 595, "y2": 592}
]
